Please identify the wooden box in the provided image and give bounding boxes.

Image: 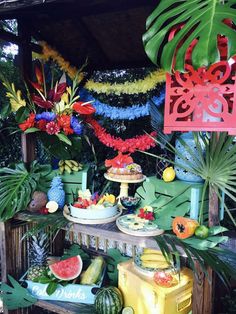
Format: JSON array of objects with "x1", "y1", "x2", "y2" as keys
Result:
[
  {"x1": 52, "y1": 165, "x2": 90, "y2": 204},
  {"x1": 137, "y1": 177, "x2": 208, "y2": 221}
]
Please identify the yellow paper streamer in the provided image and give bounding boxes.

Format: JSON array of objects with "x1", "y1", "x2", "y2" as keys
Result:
[{"x1": 40, "y1": 41, "x2": 166, "y2": 95}]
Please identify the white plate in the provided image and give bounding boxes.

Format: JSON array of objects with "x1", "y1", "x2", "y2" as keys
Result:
[{"x1": 116, "y1": 216, "x2": 164, "y2": 237}]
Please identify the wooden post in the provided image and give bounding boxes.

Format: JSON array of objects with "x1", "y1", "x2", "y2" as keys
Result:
[
  {"x1": 17, "y1": 18, "x2": 36, "y2": 166},
  {"x1": 0, "y1": 20, "x2": 35, "y2": 314},
  {"x1": 192, "y1": 182, "x2": 219, "y2": 313}
]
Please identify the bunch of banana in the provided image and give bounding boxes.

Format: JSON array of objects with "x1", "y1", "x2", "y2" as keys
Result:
[
  {"x1": 58, "y1": 160, "x2": 83, "y2": 174},
  {"x1": 140, "y1": 248, "x2": 170, "y2": 269}
]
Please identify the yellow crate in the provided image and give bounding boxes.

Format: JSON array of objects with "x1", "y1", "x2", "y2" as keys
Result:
[{"x1": 118, "y1": 260, "x2": 193, "y2": 314}]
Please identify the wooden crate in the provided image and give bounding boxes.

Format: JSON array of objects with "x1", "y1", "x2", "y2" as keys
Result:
[
  {"x1": 51, "y1": 165, "x2": 90, "y2": 204},
  {"x1": 142, "y1": 176, "x2": 208, "y2": 220}
]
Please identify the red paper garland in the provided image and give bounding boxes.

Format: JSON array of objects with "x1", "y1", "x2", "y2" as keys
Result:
[{"x1": 86, "y1": 117, "x2": 157, "y2": 153}]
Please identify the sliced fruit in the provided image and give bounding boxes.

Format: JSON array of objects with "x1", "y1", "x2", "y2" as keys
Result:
[
  {"x1": 154, "y1": 271, "x2": 178, "y2": 288},
  {"x1": 49, "y1": 255, "x2": 83, "y2": 281},
  {"x1": 172, "y1": 217, "x2": 199, "y2": 239},
  {"x1": 105, "y1": 194, "x2": 116, "y2": 204},
  {"x1": 46, "y1": 201, "x2": 59, "y2": 213},
  {"x1": 122, "y1": 307, "x2": 134, "y2": 314}
]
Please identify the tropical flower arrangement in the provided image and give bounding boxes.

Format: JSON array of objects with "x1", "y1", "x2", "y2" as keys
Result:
[{"x1": 1, "y1": 62, "x2": 95, "y2": 146}]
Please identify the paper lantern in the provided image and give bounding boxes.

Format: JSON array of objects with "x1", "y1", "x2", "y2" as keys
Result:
[{"x1": 164, "y1": 28, "x2": 236, "y2": 134}]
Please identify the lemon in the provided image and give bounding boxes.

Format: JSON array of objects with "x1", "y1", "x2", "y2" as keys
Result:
[{"x1": 162, "y1": 167, "x2": 175, "y2": 182}]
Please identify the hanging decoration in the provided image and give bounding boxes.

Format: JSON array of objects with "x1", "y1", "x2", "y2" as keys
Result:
[
  {"x1": 40, "y1": 42, "x2": 84, "y2": 82},
  {"x1": 84, "y1": 70, "x2": 165, "y2": 95},
  {"x1": 40, "y1": 41, "x2": 166, "y2": 94},
  {"x1": 86, "y1": 117, "x2": 156, "y2": 153},
  {"x1": 164, "y1": 35, "x2": 236, "y2": 134},
  {"x1": 79, "y1": 88, "x2": 165, "y2": 120}
]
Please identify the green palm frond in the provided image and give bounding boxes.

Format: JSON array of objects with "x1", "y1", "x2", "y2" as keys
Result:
[
  {"x1": 0, "y1": 162, "x2": 52, "y2": 221},
  {"x1": 155, "y1": 233, "x2": 236, "y2": 288},
  {"x1": 143, "y1": 132, "x2": 236, "y2": 226},
  {"x1": 143, "y1": 0, "x2": 236, "y2": 72}
]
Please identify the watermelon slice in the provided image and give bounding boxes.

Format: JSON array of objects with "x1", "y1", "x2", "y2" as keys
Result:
[{"x1": 49, "y1": 255, "x2": 83, "y2": 281}]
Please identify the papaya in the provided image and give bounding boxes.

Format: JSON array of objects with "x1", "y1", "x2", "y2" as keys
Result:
[{"x1": 172, "y1": 217, "x2": 199, "y2": 239}]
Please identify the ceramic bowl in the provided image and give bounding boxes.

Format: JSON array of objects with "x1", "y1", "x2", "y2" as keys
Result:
[
  {"x1": 120, "y1": 196, "x2": 141, "y2": 212},
  {"x1": 70, "y1": 204, "x2": 118, "y2": 220}
]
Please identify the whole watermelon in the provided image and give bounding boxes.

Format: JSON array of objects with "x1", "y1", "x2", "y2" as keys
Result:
[{"x1": 95, "y1": 287, "x2": 123, "y2": 314}]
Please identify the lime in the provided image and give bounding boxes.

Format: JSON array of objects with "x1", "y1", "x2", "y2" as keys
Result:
[
  {"x1": 162, "y1": 167, "x2": 176, "y2": 182},
  {"x1": 122, "y1": 307, "x2": 134, "y2": 314},
  {"x1": 195, "y1": 225, "x2": 209, "y2": 239}
]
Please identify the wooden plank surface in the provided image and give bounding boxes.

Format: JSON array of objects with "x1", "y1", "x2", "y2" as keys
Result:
[{"x1": 35, "y1": 300, "x2": 95, "y2": 314}]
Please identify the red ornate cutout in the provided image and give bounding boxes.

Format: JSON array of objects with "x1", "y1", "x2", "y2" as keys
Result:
[{"x1": 164, "y1": 45, "x2": 236, "y2": 134}]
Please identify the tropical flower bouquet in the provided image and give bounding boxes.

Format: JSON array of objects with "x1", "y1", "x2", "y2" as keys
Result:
[{"x1": 1, "y1": 62, "x2": 95, "y2": 149}]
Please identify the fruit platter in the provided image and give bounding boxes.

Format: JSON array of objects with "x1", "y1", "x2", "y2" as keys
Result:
[
  {"x1": 116, "y1": 206, "x2": 164, "y2": 236},
  {"x1": 64, "y1": 189, "x2": 122, "y2": 224}
]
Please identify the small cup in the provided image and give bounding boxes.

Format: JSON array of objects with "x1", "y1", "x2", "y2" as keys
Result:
[{"x1": 120, "y1": 196, "x2": 141, "y2": 213}]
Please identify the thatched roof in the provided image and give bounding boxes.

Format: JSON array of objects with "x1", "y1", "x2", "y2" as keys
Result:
[{"x1": 0, "y1": 0, "x2": 158, "y2": 70}]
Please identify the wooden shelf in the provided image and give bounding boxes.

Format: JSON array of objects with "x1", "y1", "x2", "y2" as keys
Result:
[
  {"x1": 35, "y1": 300, "x2": 95, "y2": 314},
  {"x1": 16, "y1": 211, "x2": 159, "y2": 248}
]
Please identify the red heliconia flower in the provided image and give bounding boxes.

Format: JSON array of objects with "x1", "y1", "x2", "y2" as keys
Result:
[
  {"x1": 48, "y1": 83, "x2": 67, "y2": 102},
  {"x1": 31, "y1": 94, "x2": 53, "y2": 109},
  {"x1": 19, "y1": 113, "x2": 36, "y2": 131},
  {"x1": 30, "y1": 81, "x2": 44, "y2": 92},
  {"x1": 35, "y1": 65, "x2": 43, "y2": 85},
  {"x1": 46, "y1": 121, "x2": 60, "y2": 135},
  {"x1": 73, "y1": 101, "x2": 96, "y2": 115},
  {"x1": 36, "y1": 119, "x2": 47, "y2": 131}
]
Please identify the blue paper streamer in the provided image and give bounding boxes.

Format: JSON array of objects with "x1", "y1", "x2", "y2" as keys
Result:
[{"x1": 79, "y1": 88, "x2": 165, "y2": 120}]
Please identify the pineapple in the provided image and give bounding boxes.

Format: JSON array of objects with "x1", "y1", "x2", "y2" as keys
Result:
[
  {"x1": 27, "y1": 232, "x2": 49, "y2": 281},
  {"x1": 47, "y1": 176, "x2": 65, "y2": 209}
]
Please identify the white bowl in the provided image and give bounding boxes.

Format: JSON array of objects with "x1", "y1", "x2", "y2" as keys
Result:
[{"x1": 70, "y1": 204, "x2": 118, "y2": 220}]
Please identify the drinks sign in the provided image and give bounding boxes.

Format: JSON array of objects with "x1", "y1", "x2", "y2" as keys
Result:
[{"x1": 26, "y1": 280, "x2": 100, "y2": 304}]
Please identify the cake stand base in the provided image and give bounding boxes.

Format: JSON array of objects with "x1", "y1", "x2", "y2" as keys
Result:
[{"x1": 104, "y1": 174, "x2": 146, "y2": 206}]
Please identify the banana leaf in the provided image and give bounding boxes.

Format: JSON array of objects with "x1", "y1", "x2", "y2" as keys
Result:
[{"x1": 143, "y1": 0, "x2": 236, "y2": 72}]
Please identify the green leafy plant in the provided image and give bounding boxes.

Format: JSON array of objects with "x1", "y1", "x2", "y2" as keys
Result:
[
  {"x1": 144, "y1": 132, "x2": 236, "y2": 227},
  {"x1": 0, "y1": 275, "x2": 37, "y2": 310},
  {"x1": 105, "y1": 248, "x2": 130, "y2": 286},
  {"x1": 155, "y1": 232, "x2": 236, "y2": 287},
  {"x1": 143, "y1": 0, "x2": 236, "y2": 72},
  {"x1": 0, "y1": 161, "x2": 52, "y2": 221}
]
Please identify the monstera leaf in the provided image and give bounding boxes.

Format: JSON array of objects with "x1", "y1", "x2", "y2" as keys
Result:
[
  {"x1": 135, "y1": 181, "x2": 156, "y2": 208},
  {"x1": 0, "y1": 275, "x2": 37, "y2": 310},
  {"x1": 143, "y1": 0, "x2": 236, "y2": 72},
  {"x1": 0, "y1": 161, "x2": 52, "y2": 221}
]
